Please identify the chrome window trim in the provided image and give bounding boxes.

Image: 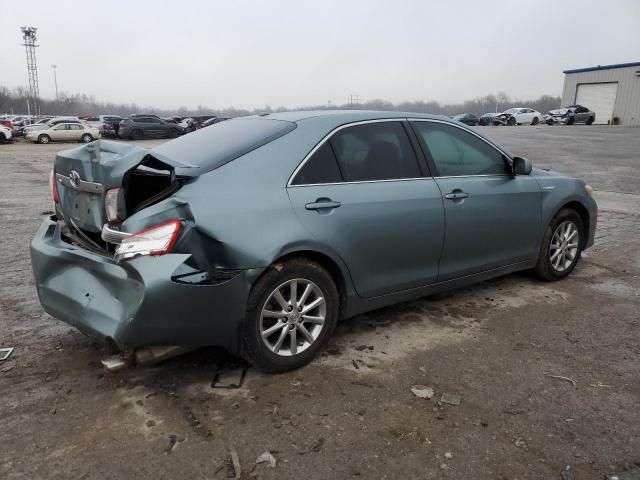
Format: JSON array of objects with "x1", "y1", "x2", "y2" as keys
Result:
[
  {"x1": 287, "y1": 117, "x2": 514, "y2": 187},
  {"x1": 288, "y1": 176, "x2": 435, "y2": 188},
  {"x1": 56, "y1": 173, "x2": 105, "y2": 194},
  {"x1": 287, "y1": 118, "x2": 412, "y2": 187}
]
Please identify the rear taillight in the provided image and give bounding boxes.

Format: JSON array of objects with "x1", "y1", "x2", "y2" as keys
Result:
[
  {"x1": 105, "y1": 188, "x2": 124, "y2": 222},
  {"x1": 50, "y1": 169, "x2": 59, "y2": 204},
  {"x1": 115, "y1": 220, "x2": 181, "y2": 261}
]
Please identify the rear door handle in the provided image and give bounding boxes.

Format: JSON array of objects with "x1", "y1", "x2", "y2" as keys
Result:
[
  {"x1": 305, "y1": 199, "x2": 342, "y2": 211},
  {"x1": 444, "y1": 191, "x2": 469, "y2": 200}
]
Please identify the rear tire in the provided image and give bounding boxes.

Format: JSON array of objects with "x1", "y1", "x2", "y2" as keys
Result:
[
  {"x1": 81, "y1": 133, "x2": 93, "y2": 143},
  {"x1": 38, "y1": 134, "x2": 50, "y2": 144},
  {"x1": 242, "y1": 258, "x2": 339, "y2": 373},
  {"x1": 533, "y1": 209, "x2": 584, "y2": 281},
  {"x1": 586, "y1": 116, "x2": 594, "y2": 125},
  {"x1": 131, "y1": 129, "x2": 143, "y2": 140}
]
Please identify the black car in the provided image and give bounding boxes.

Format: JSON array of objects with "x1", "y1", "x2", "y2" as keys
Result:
[
  {"x1": 478, "y1": 113, "x2": 496, "y2": 126},
  {"x1": 118, "y1": 116, "x2": 185, "y2": 139},
  {"x1": 452, "y1": 113, "x2": 479, "y2": 126}
]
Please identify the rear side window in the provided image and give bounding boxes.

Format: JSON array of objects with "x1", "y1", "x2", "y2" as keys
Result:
[
  {"x1": 329, "y1": 122, "x2": 421, "y2": 182},
  {"x1": 292, "y1": 142, "x2": 342, "y2": 185},
  {"x1": 152, "y1": 118, "x2": 296, "y2": 174},
  {"x1": 412, "y1": 122, "x2": 508, "y2": 177}
]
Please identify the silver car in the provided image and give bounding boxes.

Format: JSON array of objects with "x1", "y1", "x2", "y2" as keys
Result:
[{"x1": 30, "y1": 111, "x2": 597, "y2": 372}]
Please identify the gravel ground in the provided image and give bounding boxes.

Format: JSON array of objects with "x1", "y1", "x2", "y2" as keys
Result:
[{"x1": 1, "y1": 126, "x2": 639, "y2": 480}]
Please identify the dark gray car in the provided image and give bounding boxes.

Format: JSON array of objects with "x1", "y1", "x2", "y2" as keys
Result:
[
  {"x1": 30, "y1": 111, "x2": 597, "y2": 372},
  {"x1": 118, "y1": 115, "x2": 184, "y2": 139},
  {"x1": 545, "y1": 105, "x2": 595, "y2": 125}
]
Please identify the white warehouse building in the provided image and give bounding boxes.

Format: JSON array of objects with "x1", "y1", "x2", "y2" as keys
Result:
[{"x1": 561, "y1": 61, "x2": 640, "y2": 125}]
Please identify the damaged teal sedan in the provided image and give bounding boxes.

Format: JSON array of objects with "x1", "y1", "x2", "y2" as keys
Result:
[{"x1": 30, "y1": 111, "x2": 597, "y2": 372}]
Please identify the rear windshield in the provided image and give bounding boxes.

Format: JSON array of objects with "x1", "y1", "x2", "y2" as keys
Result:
[{"x1": 152, "y1": 117, "x2": 296, "y2": 174}]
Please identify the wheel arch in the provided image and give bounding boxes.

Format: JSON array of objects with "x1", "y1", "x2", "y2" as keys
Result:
[
  {"x1": 555, "y1": 200, "x2": 591, "y2": 249},
  {"x1": 263, "y1": 249, "x2": 353, "y2": 320}
]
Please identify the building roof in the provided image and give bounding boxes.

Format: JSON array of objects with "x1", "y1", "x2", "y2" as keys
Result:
[{"x1": 563, "y1": 61, "x2": 640, "y2": 74}]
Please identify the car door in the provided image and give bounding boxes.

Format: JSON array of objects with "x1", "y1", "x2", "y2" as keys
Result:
[
  {"x1": 50, "y1": 124, "x2": 69, "y2": 141},
  {"x1": 68, "y1": 123, "x2": 83, "y2": 141},
  {"x1": 410, "y1": 120, "x2": 541, "y2": 281},
  {"x1": 574, "y1": 106, "x2": 587, "y2": 123},
  {"x1": 287, "y1": 120, "x2": 445, "y2": 298}
]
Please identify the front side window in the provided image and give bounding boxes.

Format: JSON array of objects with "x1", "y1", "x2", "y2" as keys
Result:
[
  {"x1": 328, "y1": 122, "x2": 421, "y2": 182},
  {"x1": 412, "y1": 122, "x2": 508, "y2": 177}
]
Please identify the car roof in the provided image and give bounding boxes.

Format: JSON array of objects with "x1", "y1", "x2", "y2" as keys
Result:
[{"x1": 246, "y1": 109, "x2": 454, "y2": 124}]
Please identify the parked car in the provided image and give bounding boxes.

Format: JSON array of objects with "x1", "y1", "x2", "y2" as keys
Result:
[
  {"x1": 0, "y1": 123, "x2": 13, "y2": 143},
  {"x1": 0, "y1": 119, "x2": 15, "y2": 132},
  {"x1": 30, "y1": 111, "x2": 597, "y2": 372},
  {"x1": 25, "y1": 122, "x2": 100, "y2": 144},
  {"x1": 102, "y1": 117, "x2": 125, "y2": 138},
  {"x1": 119, "y1": 116, "x2": 184, "y2": 139},
  {"x1": 16, "y1": 117, "x2": 54, "y2": 137},
  {"x1": 478, "y1": 113, "x2": 496, "y2": 126},
  {"x1": 452, "y1": 113, "x2": 479, "y2": 126},
  {"x1": 545, "y1": 105, "x2": 595, "y2": 125},
  {"x1": 23, "y1": 117, "x2": 82, "y2": 135},
  {"x1": 81, "y1": 115, "x2": 123, "y2": 133},
  {"x1": 493, "y1": 108, "x2": 542, "y2": 126}
]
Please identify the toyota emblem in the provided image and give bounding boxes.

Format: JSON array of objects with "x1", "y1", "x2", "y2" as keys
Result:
[{"x1": 69, "y1": 170, "x2": 81, "y2": 188}]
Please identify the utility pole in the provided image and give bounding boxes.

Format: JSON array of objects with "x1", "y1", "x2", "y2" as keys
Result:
[
  {"x1": 21, "y1": 26, "x2": 41, "y2": 116},
  {"x1": 52, "y1": 64, "x2": 59, "y2": 101}
]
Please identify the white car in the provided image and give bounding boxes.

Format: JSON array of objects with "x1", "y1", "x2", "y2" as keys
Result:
[
  {"x1": 25, "y1": 122, "x2": 100, "y2": 144},
  {"x1": 493, "y1": 107, "x2": 543, "y2": 126},
  {"x1": 23, "y1": 116, "x2": 82, "y2": 134},
  {"x1": 0, "y1": 124, "x2": 13, "y2": 143}
]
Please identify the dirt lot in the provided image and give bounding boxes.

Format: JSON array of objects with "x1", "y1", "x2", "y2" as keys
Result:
[{"x1": 1, "y1": 126, "x2": 639, "y2": 480}]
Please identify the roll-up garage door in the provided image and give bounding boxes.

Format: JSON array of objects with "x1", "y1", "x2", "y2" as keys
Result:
[{"x1": 575, "y1": 83, "x2": 618, "y2": 124}]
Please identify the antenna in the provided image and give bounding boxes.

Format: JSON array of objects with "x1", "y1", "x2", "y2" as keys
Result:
[{"x1": 21, "y1": 26, "x2": 40, "y2": 116}]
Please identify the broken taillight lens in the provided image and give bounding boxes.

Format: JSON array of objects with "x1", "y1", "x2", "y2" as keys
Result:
[
  {"x1": 50, "y1": 169, "x2": 59, "y2": 204},
  {"x1": 115, "y1": 220, "x2": 181, "y2": 261}
]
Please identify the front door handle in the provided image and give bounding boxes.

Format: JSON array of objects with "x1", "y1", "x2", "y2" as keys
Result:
[
  {"x1": 444, "y1": 191, "x2": 469, "y2": 200},
  {"x1": 305, "y1": 198, "x2": 342, "y2": 211}
]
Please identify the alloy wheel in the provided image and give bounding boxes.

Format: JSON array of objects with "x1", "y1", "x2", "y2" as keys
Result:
[
  {"x1": 260, "y1": 278, "x2": 326, "y2": 356},
  {"x1": 549, "y1": 220, "x2": 579, "y2": 272}
]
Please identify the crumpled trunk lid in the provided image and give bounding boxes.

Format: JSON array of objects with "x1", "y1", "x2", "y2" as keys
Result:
[{"x1": 54, "y1": 140, "x2": 193, "y2": 233}]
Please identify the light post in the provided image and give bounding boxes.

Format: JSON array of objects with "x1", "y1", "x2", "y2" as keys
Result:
[{"x1": 52, "y1": 64, "x2": 59, "y2": 101}]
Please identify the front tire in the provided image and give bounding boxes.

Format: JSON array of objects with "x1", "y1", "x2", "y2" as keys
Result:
[
  {"x1": 242, "y1": 258, "x2": 339, "y2": 373},
  {"x1": 586, "y1": 116, "x2": 594, "y2": 125},
  {"x1": 168, "y1": 128, "x2": 180, "y2": 138},
  {"x1": 532, "y1": 117, "x2": 539, "y2": 125},
  {"x1": 38, "y1": 134, "x2": 50, "y2": 144},
  {"x1": 533, "y1": 209, "x2": 584, "y2": 281},
  {"x1": 507, "y1": 117, "x2": 516, "y2": 126}
]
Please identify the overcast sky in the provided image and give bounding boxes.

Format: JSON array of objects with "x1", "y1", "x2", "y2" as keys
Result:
[{"x1": 1, "y1": 0, "x2": 638, "y2": 110}]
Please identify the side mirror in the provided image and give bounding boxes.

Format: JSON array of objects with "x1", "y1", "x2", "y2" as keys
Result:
[{"x1": 513, "y1": 156, "x2": 532, "y2": 175}]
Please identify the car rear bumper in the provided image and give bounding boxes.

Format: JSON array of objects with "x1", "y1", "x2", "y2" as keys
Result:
[{"x1": 30, "y1": 216, "x2": 260, "y2": 352}]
